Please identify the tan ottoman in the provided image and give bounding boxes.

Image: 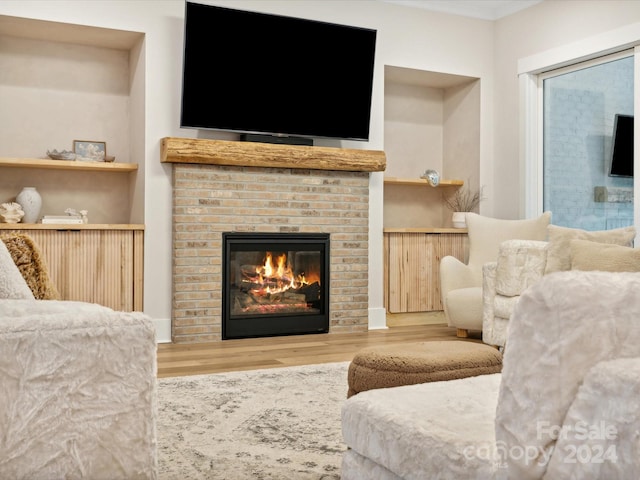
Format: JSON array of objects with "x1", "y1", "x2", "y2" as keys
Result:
[{"x1": 347, "y1": 341, "x2": 502, "y2": 397}]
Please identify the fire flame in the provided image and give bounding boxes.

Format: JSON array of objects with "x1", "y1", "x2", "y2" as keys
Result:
[{"x1": 245, "y1": 252, "x2": 318, "y2": 295}]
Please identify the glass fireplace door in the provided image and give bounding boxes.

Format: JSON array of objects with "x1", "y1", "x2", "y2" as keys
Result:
[{"x1": 222, "y1": 232, "x2": 330, "y2": 339}]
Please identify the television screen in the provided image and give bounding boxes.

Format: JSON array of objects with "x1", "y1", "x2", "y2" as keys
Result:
[
  {"x1": 181, "y1": 2, "x2": 377, "y2": 143},
  {"x1": 609, "y1": 114, "x2": 634, "y2": 177}
]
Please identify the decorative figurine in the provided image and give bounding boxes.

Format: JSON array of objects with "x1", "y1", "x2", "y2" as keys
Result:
[
  {"x1": 421, "y1": 169, "x2": 440, "y2": 187},
  {"x1": 0, "y1": 202, "x2": 25, "y2": 223},
  {"x1": 64, "y1": 208, "x2": 88, "y2": 224}
]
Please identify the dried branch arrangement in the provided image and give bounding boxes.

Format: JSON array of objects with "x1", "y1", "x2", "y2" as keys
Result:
[{"x1": 444, "y1": 185, "x2": 483, "y2": 212}]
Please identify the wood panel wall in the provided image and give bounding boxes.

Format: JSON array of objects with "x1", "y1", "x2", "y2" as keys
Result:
[
  {"x1": 17, "y1": 229, "x2": 144, "y2": 311},
  {"x1": 384, "y1": 232, "x2": 467, "y2": 313}
]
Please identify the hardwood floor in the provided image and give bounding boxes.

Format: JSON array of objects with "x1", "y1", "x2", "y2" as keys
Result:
[{"x1": 157, "y1": 322, "x2": 482, "y2": 378}]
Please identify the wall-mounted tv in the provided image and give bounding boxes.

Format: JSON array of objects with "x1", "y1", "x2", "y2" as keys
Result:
[
  {"x1": 180, "y1": 1, "x2": 377, "y2": 143},
  {"x1": 609, "y1": 113, "x2": 634, "y2": 177}
]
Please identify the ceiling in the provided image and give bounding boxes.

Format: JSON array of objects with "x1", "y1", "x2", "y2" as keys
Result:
[{"x1": 381, "y1": 0, "x2": 544, "y2": 20}]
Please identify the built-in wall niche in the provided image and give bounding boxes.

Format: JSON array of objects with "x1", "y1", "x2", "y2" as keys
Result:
[
  {"x1": 0, "y1": 15, "x2": 145, "y2": 224},
  {"x1": 383, "y1": 65, "x2": 481, "y2": 229}
]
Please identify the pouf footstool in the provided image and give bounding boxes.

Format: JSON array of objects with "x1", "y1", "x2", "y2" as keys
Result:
[{"x1": 347, "y1": 341, "x2": 502, "y2": 397}]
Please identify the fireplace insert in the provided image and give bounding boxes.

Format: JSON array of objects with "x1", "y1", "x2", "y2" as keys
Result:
[{"x1": 222, "y1": 232, "x2": 330, "y2": 339}]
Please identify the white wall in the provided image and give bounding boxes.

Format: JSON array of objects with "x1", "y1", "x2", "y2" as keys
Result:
[
  {"x1": 0, "y1": 0, "x2": 495, "y2": 336},
  {"x1": 492, "y1": 0, "x2": 640, "y2": 219},
  {"x1": 3, "y1": 0, "x2": 639, "y2": 336}
]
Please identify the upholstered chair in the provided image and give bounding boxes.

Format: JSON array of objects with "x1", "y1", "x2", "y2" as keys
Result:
[
  {"x1": 0, "y1": 234, "x2": 158, "y2": 479},
  {"x1": 483, "y1": 224, "x2": 637, "y2": 347},
  {"x1": 440, "y1": 211, "x2": 551, "y2": 337}
]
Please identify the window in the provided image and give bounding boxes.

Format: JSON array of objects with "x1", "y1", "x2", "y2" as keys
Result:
[{"x1": 541, "y1": 52, "x2": 633, "y2": 229}]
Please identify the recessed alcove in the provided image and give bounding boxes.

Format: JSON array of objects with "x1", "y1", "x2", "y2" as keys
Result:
[
  {"x1": 0, "y1": 14, "x2": 145, "y2": 224},
  {"x1": 383, "y1": 65, "x2": 480, "y2": 229}
]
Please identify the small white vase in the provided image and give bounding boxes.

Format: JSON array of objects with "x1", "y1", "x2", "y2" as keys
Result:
[
  {"x1": 16, "y1": 187, "x2": 42, "y2": 224},
  {"x1": 452, "y1": 212, "x2": 467, "y2": 229}
]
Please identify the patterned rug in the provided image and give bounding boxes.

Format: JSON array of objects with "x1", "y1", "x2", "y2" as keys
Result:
[{"x1": 157, "y1": 362, "x2": 350, "y2": 479}]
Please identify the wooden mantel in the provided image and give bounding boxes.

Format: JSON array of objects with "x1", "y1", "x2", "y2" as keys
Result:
[{"x1": 160, "y1": 137, "x2": 386, "y2": 172}]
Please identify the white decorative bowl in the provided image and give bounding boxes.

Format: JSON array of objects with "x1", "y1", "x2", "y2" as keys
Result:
[{"x1": 47, "y1": 149, "x2": 76, "y2": 161}]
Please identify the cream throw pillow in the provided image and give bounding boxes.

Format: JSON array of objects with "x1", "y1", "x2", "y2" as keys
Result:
[
  {"x1": 0, "y1": 239, "x2": 35, "y2": 299},
  {"x1": 466, "y1": 211, "x2": 551, "y2": 272},
  {"x1": 570, "y1": 239, "x2": 640, "y2": 272},
  {"x1": 545, "y1": 225, "x2": 636, "y2": 274}
]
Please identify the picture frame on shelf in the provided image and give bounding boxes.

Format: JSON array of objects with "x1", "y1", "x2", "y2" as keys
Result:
[{"x1": 73, "y1": 140, "x2": 106, "y2": 162}]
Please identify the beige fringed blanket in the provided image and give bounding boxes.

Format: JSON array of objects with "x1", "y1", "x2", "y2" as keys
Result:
[{"x1": 0, "y1": 233, "x2": 59, "y2": 300}]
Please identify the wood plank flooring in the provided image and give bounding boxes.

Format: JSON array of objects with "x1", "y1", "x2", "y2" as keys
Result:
[{"x1": 157, "y1": 321, "x2": 482, "y2": 378}]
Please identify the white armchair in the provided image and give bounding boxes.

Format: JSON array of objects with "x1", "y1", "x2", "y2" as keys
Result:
[{"x1": 440, "y1": 211, "x2": 551, "y2": 337}]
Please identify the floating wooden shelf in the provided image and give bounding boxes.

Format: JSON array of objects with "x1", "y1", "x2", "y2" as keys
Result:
[
  {"x1": 0, "y1": 157, "x2": 138, "y2": 172},
  {"x1": 0, "y1": 224, "x2": 144, "y2": 230},
  {"x1": 161, "y1": 137, "x2": 386, "y2": 173},
  {"x1": 384, "y1": 177, "x2": 464, "y2": 187},
  {"x1": 383, "y1": 227, "x2": 468, "y2": 233}
]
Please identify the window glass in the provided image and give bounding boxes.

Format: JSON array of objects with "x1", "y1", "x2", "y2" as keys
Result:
[{"x1": 543, "y1": 54, "x2": 633, "y2": 229}]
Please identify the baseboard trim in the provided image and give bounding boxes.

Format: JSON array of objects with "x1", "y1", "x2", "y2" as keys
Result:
[
  {"x1": 368, "y1": 307, "x2": 388, "y2": 330},
  {"x1": 153, "y1": 317, "x2": 172, "y2": 343}
]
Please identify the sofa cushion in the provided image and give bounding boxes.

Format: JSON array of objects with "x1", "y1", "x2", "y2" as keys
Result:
[
  {"x1": 493, "y1": 293, "x2": 519, "y2": 319},
  {"x1": 0, "y1": 239, "x2": 34, "y2": 299},
  {"x1": 342, "y1": 373, "x2": 501, "y2": 480},
  {"x1": 570, "y1": 238, "x2": 640, "y2": 272},
  {"x1": 466, "y1": 211, "x2": 551, "y2": 280},
  {"x1": 545, "y1": 357, "x2": 640, "y2": 479},
  {"x1": 495, "y1": 271, "x2": 640, "y2": 479},
  {"x1": 545, "y1": 224, "x2": 636, "y2": 274},
  {"x1": 495, "y1": 240, "x2": 548, "y2": 296}
]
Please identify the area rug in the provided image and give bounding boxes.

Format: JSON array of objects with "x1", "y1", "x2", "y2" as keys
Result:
[{"x1": 157, "y1": 362, "x2": 350, "y2": 479}]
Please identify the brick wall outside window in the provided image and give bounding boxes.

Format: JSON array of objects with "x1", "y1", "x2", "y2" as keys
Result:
[{"x1": 172, "y1": 163, "x2": 370, "y2": 343}]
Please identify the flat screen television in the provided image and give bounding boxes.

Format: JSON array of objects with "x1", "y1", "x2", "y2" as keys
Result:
[
  {"x1": 180, "y1": 2, "x2": 377, "y2": 143},
  {"x1": 609, "y1": 113, "x2": 634, "y2": 177}
]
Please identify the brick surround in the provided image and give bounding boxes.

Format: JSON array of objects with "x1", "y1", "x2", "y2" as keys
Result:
[{"x1": 171, "y1": 163, "x2": 371, "y2": 343}]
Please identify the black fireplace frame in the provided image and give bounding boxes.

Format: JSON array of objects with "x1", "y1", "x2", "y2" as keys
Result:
[{"x1": 222, "y1": 232, "x2": 330, "y2": 340}]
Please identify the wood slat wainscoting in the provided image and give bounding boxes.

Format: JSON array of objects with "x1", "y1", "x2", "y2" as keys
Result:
[
  {"x1": 384, "y1": 231, "x2": 467, "y2": 313},
  {"x1": 1, "y1": 225, "x2": 144, "y2": 311}
]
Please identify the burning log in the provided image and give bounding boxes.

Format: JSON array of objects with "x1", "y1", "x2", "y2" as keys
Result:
[
  {"x1": 232, "y1": 255, "x2": 322, "y2": 314},
  {"x1": 298, "y1": 281, "x2": 321, "y2": 302},
  {"x1": 232, "y1": 291, "x2": 311, "y2": 313},
  {"x1": 283, "y1": 292, "x2": 306, "y2": 303}
]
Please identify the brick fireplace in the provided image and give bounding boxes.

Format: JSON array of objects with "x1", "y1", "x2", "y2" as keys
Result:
[{"x1": 162, "y1": 137, "x2": 386, "y2": 343}]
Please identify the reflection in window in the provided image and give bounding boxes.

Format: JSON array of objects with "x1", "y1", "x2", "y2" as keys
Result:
[{"x1": 543, "y1": 54, "x2": 633, "y2": 230}]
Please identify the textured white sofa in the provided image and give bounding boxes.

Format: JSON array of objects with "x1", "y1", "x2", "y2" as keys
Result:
[
  {"x1": 341, "y1": 271, "x2": 640, "y2": 479},
  {"x1": 0, "y1": 299, "x2": 158, "y2": 480},
  {"x1": 482, "y1": 239, "x2": 548, "y2": 347},
  {"x1": 483, "y1": 224, "x2": 636, "y2": 347},
  {"x1": 0, "y1": 237, "x2": 157, "y2": 479}
]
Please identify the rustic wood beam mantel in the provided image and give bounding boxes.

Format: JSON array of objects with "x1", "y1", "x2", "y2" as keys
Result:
[{"x1": 160, "y1": 137, "x2": 386, "y2": 173}]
